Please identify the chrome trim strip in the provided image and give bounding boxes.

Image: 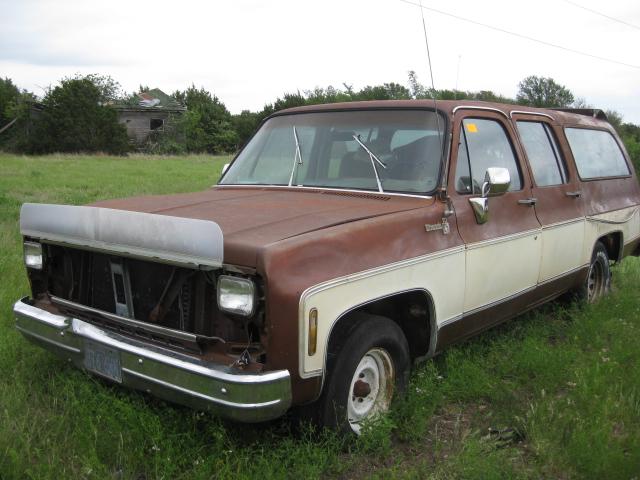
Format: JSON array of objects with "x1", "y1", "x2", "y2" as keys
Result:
[
  {"x1": 586, "y1": 207, "x2": 639, "y2": 225},
  {"x1": 300, "y1": 245, "x2": 465, "y2": 300},
  {"x1": 20, "y1": 203, "x2": 224, "y2": 269},
  {"x1": 436, "y1": 264, "x2": 589, "y2": 329},
  {"x1": 438, "y1": 314, "x2": 462, "y2": 328},
  {"x1": 541, "y1": 217, "x2": 585, "y2": 229},
  {"x1": 121, "y1": 368, "x2": 282, "y2": 409},
  {"x1": 465, "y1": 228, "x2": 541, "y2": 250},
  {"x1": 463, "y1": 285, "x2": 537, "y2": 318},
  {"x1": 15, "y1": 325, "x2": 82, "y2": 354},
  {"x1": 452, "y1": 105, "x2": 509, "y2": 118},
  {"x1": 51, "y1": 296, "x2": 199, "y2": 344},
  {"x1": 509, "y1": 110, "x2": 555, "y2": 120},
  {"x1": 216, "y1": 184, "x2": 434, "y2": 200}
]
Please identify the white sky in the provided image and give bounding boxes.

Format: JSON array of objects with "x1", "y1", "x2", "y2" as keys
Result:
[{"x1": 1, "y1": 0, "x2": 639, "y2": 122}]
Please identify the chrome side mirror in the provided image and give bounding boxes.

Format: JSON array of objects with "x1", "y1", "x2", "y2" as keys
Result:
[
  {"x1": 469, "y1": 167, "x2": 511, "y2": 224},
  {"x1": 221, "y1": 163, "x2": 230, "y2": 175}
]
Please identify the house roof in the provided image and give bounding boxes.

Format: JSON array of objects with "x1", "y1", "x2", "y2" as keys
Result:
[{"x1": 112, "y1": 88, "x2": 186, "y2": 112}]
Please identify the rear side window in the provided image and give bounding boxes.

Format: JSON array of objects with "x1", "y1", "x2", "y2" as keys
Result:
[
  {"x1": 565, "y1": 128, "x2": 629, "y2": 179},
  {"x1": 455, "y1": 118, "x2": 522, "y2": 194},
  {"x1": 517, "y1": 121, "x2": 567, "y2": 186}
]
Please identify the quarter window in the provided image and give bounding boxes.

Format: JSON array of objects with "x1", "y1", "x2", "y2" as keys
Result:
[
  {"x1": 565, "y1": 128, "x2": 629, "y2": 179},
  {"x1": 455, "y1": 118, "x2": 522, "y2": 194},
  {"x1": 517, "y1": 121, "x2": 567, "y2": 186}
]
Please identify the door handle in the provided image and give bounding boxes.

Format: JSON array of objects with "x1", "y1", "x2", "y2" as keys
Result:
[
  {"x1": 566, "y1": 191, "x2": 582, "y2": 198},
  {"x1": 518, "y1": 198, "x2": 537, "y2": 206}
]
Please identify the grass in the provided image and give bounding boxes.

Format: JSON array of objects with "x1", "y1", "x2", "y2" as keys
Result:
[{"x1": 1, "y1": 152, "x2": 639, "y2": 479}]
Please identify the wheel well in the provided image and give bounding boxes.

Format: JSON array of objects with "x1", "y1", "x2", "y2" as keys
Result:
[
  {"x1": 597, "y1": 231, "x2": 623, "y2": 263},
  {"x1": 327, "y1": 290, "x2": 434, "y2": 362}
]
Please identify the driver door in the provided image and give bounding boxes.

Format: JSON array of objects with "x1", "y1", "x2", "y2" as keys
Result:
[{"x1": 447, "y1": 109, "x2": 542, "y2": 329}]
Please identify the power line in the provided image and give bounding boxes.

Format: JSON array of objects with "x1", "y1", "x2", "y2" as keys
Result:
[
  {"x1": 561, "y1": 0, "x2": 640, "y2": 31},
  {"x1": 399, "y1": 0, "x2": 640, "y2": 69}
]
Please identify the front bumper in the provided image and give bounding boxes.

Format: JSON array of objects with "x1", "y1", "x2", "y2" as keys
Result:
[{"x1": 14, "y1": 298, "x2": 291, "y2": 422}]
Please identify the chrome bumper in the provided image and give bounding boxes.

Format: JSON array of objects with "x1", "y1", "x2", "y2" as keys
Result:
[{"x1": 14, "y1": 298, "x2": 291, "y2": 422}]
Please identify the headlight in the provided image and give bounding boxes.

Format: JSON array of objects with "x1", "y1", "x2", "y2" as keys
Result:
[
  {"x1": 217, "y1": 275, "x2": 255, "y2": 316},
  {"x1": 24, "y1": 241, "x2": 43, "y2": 270}
]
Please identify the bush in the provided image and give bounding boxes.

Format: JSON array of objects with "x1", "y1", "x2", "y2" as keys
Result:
[{"x1": 25, "y1": 75, "x2": 129, "y2": 155}]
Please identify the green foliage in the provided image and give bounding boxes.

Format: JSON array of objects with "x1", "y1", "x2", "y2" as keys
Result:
[
  {"x1": 231, "y1": 110, "x2": 261, "y2": 148},
  {"x1": 517, "y1": 75, "x2": 575, "y2": 108},
  {"x1": 0, "y1": 77, "x2": 21, "y2": 126},
  {"x1": 620, "y1": 123, "x2": 640, "y2": 172},
  {"x1": 22, "y1": 74, "x2": 129, "y2": 154},
  {"x1": 172, "y1": 85, "x2": 238, "y2": 154}
]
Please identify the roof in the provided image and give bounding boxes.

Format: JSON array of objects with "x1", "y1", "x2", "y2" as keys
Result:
[
  {"x1": 111, "y1": 88, "x2": 186, "y2": 112},
  {"x1": 275, "y1": 100, "x2": 611, "y2": 129}
]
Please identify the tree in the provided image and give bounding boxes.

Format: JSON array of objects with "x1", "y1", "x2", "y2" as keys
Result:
[
  {"x1": 0, "y1": 77, "x2": 21, "y2": 127},
  {"x1": 173, "y1": 85, "x2": 238, "y2": 153},
  {"x1": 516, "y1": 75, "x2": 575, "y2": 108},
  {"x1": 28, "y1": 74, "x2": 129, "y2": 154},
  {"x1": 231, "y1": 110, "x2": 261, "y2": 148}
]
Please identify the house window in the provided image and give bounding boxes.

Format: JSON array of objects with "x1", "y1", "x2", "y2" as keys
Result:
[{"x1": 150, "y1": 118, "x2": 164, "y2": 130}]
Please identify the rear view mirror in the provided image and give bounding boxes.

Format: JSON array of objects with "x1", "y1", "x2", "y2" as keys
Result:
[
  {"x1": 221, "y1": 163, "x2": 230, "y2": 175},
  {"x1": 469, "y1": 167, "x2": 511, "y2": 224}
]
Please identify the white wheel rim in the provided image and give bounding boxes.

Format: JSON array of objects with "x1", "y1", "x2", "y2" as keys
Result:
[{"x1": 347, "y1": 348, "x2": 394, "y2": 434}]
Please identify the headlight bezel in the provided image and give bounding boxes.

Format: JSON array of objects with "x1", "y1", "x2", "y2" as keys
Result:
[
  {"x1": 23, "y1": 241, "x2": 43, "y2": 270},
  {"x1": 216, "y1": 274, "x2": 256, "y2": 317}
]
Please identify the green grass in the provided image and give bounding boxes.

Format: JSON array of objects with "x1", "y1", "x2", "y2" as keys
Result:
[{"x1": 1, "y1": 153, "x2": 639, "y2": 479}]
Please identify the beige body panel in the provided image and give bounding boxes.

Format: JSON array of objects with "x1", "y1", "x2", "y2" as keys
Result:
[
  {"x1": 539, "y1": 219, "x2": 586, "y2": 282},
  {"x1": 463, "y1": 229, "x2": 541, "y2": 312}
]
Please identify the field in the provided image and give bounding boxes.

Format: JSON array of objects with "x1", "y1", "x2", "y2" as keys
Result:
[{"x1": 1, "y1": 153, "x2": 639, "y2": 479}]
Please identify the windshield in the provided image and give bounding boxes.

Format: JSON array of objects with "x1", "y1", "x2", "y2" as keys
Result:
[{"x1": 220, "y1": 110, "x2": 446, "y2": 194}]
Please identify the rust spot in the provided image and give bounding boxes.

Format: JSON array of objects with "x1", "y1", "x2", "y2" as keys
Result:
[{"x1": 353, "y1": 380, "x2": 371, "y2": 398}]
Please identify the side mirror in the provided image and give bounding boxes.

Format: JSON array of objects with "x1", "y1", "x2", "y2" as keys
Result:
[
  {"x1": 221, "y1": 163, "x2": 230, "y2": 175},
  {"x1": 469, "y1": 167, "x2": 511, "y2": 224},
  {"x1": 482, "y1": 167, "x2": 510, "y2": 197}
]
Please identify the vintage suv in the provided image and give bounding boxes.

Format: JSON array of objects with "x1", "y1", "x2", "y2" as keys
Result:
[{"x1": 14, "y1": 100, "x2": 640, "y2": 433}]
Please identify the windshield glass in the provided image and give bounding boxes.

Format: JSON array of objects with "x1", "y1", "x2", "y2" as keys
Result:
[{"x1": 220, "y1": 110, "x2": 446, "y2": 194}]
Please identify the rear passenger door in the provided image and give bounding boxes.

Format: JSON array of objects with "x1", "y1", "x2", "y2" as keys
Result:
[
  {"x1": 448, "y1": 109, "x2": 542, "y2": 316},
  {"x1": 512, "y1": 113, "x2": 586, "y2": 282}
]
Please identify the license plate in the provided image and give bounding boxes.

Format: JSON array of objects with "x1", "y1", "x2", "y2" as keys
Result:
[{"x1": 84, "y1": 341, "x2": 122, "y2": 383}]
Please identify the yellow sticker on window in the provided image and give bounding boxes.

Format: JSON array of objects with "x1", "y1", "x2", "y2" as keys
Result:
[{"x1": 466, "y1": 123, "x2": 478, "y2": 133}]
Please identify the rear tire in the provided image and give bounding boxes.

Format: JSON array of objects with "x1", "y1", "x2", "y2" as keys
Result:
[
  {"x1": 579, "y1": 241, "x2": 611, "y2": 303},
  {"x1": 314, "y1": 313, "x2": 410, "y2": 435}
]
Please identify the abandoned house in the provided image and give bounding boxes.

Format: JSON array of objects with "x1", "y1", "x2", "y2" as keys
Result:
[{"x1": 112, "y1": 89, "x2": 186, "y2": 145}]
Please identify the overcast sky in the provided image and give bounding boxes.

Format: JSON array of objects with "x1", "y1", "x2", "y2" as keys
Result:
[{"x1": 1, "y1": 0, "x2": 639, "y2": 122}]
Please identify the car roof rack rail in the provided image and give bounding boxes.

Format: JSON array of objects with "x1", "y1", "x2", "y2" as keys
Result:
[{"x1": 551, "y1": 108, "x2": 608, "y2": 121}]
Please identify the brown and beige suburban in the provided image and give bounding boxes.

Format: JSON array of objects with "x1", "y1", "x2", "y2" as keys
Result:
[{"x1": 15, "y1": 100, "x2": 640, "y2": 433}]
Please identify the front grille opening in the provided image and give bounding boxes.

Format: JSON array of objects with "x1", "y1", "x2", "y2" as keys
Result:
[{"x1": 45, "y1": 246, "x2": 251, "y2": 345}]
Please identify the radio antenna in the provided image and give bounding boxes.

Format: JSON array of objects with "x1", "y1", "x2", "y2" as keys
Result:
[{"x1": 417, "y1": 0, "x2": 445, "y2": 193}]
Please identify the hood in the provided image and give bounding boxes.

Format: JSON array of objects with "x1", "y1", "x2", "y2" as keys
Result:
[{"x1": 93, "y1": 186, "x2": 433, "y2": 266}]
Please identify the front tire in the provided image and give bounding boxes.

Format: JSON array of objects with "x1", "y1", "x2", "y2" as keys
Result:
[{"x1": 316, "y1": 313, "x2": 410, "y2": 435}]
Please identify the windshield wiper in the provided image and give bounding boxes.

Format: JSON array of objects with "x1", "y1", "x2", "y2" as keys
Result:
[
  {"x1": 288, "y1": 126, "x2": 303, "y2": 186},
  {"x1": 352, "y1": 134, "x2": 387, "y2": 193}
]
